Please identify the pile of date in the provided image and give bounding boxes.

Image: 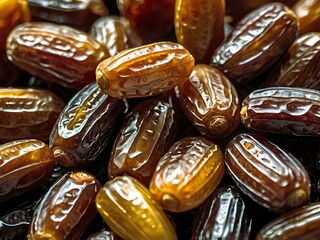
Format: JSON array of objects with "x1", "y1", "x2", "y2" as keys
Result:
[{"x1": 1, "y1": 0, "x2": 320, "y2": 239}]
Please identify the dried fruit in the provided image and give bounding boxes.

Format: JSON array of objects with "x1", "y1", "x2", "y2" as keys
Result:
[{"x1": 0, "y1": 210, "x2": 31, "y2": 240}]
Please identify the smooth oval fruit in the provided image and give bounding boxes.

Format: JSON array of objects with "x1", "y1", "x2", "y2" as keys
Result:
[
  {"x1": 96, "y1": 41, "x2": 195, "y2": 98},
  {"x1": 149, "y1": 136, "x2": 225, "y2": 212},
  {"x1": 6, "y1": 22, "x2": 110, "y2": 89},
  {"x1": 27, "y1": 171, "x2": 101, "y2": 240},
  {"x1": 177, "y1": 64, "x2": 240, "y2": 139},
  {"x1": 225, "y1": 133, "x2": 311, "y2": 212},
  {"x1": 174, "y1": 0, "x2": 225, "y2": 64},
  {"x1": 50, "y1": 82, "x2": 128, "y2": 169},
  {"x1": 211, "y1": 2, "x2": 299, "y2": 83},
  {"x1": 241, "y1": 87, "x2": 320, "y2": 136},
  {"x1": 96, "y1": 175, "x2": 177, "y2": 240},
  {"x1": 0, "y1": 139, "x2": 55, "y2": 203}
]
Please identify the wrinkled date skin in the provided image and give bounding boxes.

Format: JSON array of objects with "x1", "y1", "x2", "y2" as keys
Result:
[
  {"x1": 211, "y1": 2, "x2": 299, "y2": 84},
  {"x1": 27, "y1": 171, "x2": 101, "y2": 240},
  {"x1": 117, "y1": 0, "x2": 175, "y2": 43},
  {"x1": 149, "y1": 136, "x2": 225, "y2": 212},
  {"x1": 0, "y1": 139, "x2": 55, "y2": 203},
  {"x1": 241, "y1": 87, "x2": 320, "y2": 136},
  {"x1": 266, "y1": 32, "x2": 320, "y2": 89},
  {"x1": 96, "y1": 41, "x2": 194, "y2": 98},
  {"x1": 225, "y1": 133, "x2": 311, "y2": 212},
  {"x1": 0, "y1": 210, "x2": 31, "y2": 240},
  {"x1": 177, "y1": 64, "x2": 240, "y2": 139},
  {"x1": 87, "y1": 229, "x2": 121, "y2": 240},
  {"x1": 256, "y1": 202, "x2": 320, "y2": 240},
  {"x1": 6, "y1": 22, "x2": 110, "y2": 89},
  {"x1": 174, "y1": 0, "x2": 225, "y2": 64},
  {"x1": 96, "y1": 176, "x2": 177, "y2": 240},
  {"x1": 192, "y1": 185, "x2": 252, "y2": 240},
  {"x1": 0, "y1": 88, "x2": 65, "y2": 143},
  {"x1": 27, "y1": 0, "x2": 109, "y2": 31},
  {"x1": 108, "y1": 99, "x2": 177, "y2": 186},
  {"x1": 89, "y1": 16, "x2": 142, "y2": 56},
  {"x1": 50, "y1": 83, "x2": 128, "y2": 169}
]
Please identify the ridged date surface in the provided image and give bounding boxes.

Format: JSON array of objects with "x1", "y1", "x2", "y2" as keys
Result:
[
  {"x1": 266, "y1": 32, "x2": 320, "y2": 89},
  {"x1": 177, "y1": 64, "x2": 240, "y2": 139},
  {"x1": 50, "y1": 83, "x2": 127, "y2": 169},
  {"x1": 241, "y1": 87, "x2": 320, "y2": 136},
  {"x1": 6, "y1": 22, "x2": 110, "y2": 89},
  {"x1": 0, "y1": 210, "x2": 31, "y2": 240},
  {"x1": 256, "y1": 202, "x2": 320, "y2": 240},
  {"x1": 211, "y1": 2, "x2": 299, "y2": 83},
  {"x1": 192, "y1": 186, "x2": 252, "y2": 240},
  {"x1": 108, "y1": 99, "x2": 177, "y2": 186},
  {"x1": 28, "y1": 171, "x2": 101, "y2": 240},
  {"x1": 96, "y1": 176, "x2": 177, "y2": 240},
  {"x1": 89, "y1": 16, "x2": 142, "y2": 56},
  {"x1": 0, "y1": 139, "x2": 55, "y2": 202},
  {"x1": 149, "y1": 136, "x2": 225, "y2": 212},
  {"x1": 96, "y1": 41, "x2": 195, "y2": 98},
  {"x1": 175, "y1": 0, "x2": 225, "y2": 64},
  {"x1": 293, "y1": 0, "x2": 320, "y2": 34},
  {"x1": 0, "y1": 88, "x2": 65, "y2": 143},
  {"x1": 225, "y1": 133, "x2": 311, "y2": 212}
]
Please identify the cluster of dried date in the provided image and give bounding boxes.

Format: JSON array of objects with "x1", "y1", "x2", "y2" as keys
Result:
[{"x1": 1, "y1": 0, "x2": 320, "y2": 239}]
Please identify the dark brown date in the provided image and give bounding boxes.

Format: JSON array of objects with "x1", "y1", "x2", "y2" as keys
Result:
[
  {"x1": 177, "y1": 64, "x2": 240, "y2": 139},
  {"x1": 241, "y1": 87, "x2": 320, "y2": 136},
  {"x1": 0, "y1": 139, "x2": 55, "y2": 203},
  {"x1": 50, "y1": 82, "x2": 127, "y2": 169},
  {"x1": 211, "y1": 2, "x2": 299, "y2": 83},
  {"x1": 225, "y1": 133, "x2": 311, "y2": 212},
  {"x1": 87, "y1": 230, "x2": 122, "y2": 240},
  {"x1": 0, "y1": 210, "x2": 31, "y2": 240},
  {"x1": 27, "y1": 171, "x2": 101, "y2": 240},
  {"x1": 6, "y1": 22, "x2": 110, "y2": 89},
  {"x1": 108, "y1": 99, "x2": 177, "y2": 186}
]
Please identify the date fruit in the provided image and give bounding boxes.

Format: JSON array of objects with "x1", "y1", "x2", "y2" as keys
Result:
[
  {"x1": 149, "y1": 136, "x2": 225, "y2": 212},
  {"x1": 6, "y1": 22, "x2": 110, "y2": 89},
  {"x1": 177, "y1": 64, "x2": 240, "y2": 139},
  {"x1": 96, "y1": 41, "x2": 194, "y2": 98},
  {"x1": 0, "y1": 210, "x2": 31, "y2": 240},
  {"x1": 96, "y1": 175, "x2": 177, "y2": 240},
  {"x1": 225, "y1": 133, "x2": 311, "y2": 212}
]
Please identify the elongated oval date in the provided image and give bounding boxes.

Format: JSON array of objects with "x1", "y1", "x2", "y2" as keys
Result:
[
  {"x1": 96, "y1": 175, "x2": 177, "y2": 240},
  {"x1": 0, "y1": 139, "x2": 55, "y2": 203},
  {"x1": 50, "y1": 82, "x2": 127, "y2": 169},
  {"x1": 175, "y1": 0, "x2": 225, "y2": 64},
  {"x1": 108, "y1": 99, "x2": 177, "y2": 186},
  {"x1": 256, "y1": 202, "x2": 320, "y2": 239},
  {"x1": 0, "y1": 88, "x2": 65, "y2": 143},
  {"x1": 0, "y1": 210, "x2": 31, "y2": 240},
  {"x1": 225, "y1": 133, "x2": 311, "y2": 212},
  {"x1": 89, "y1": 16, "x2": 142, "y2": 56},
  {"x1": 177, "y1": 64, "x2": 240, "y2": 139},
  {"x1": 211, "y1": 2, "x2": 299, "y2": 83},
  {"x1": 192, "y1": 185, "x2": 252, "y2": 240},
  {"x1": 6, "y1": 22, "x2": 110, "y2": 89},
  {"x1": 28, "y1": 171, "x2": 101, "y2": 240},
  {"x1": 149, "y1": 136, "x2": 225, "y2": 212},
  {"x1": 266, "y1": 32, "x2": 320, "y2": 89},
  {"x1": 96, "y1": 41, "x2": 195, "y2": 98},
  {"x1": 293, "y1": 0, "x2": 320, "y2": 34},
  {"x1": 241, "y1": 87, "x2": 320, "y2": 136}
]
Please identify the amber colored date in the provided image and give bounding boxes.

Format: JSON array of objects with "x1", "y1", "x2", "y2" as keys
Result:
[
  {"x1": 89, "y1": 16, "x2": 142, "y2": 56},
  {"x1": 28, "y1": 171, "x2": 101, "y2": 240},
  {"x1": 50, "y1": 83, "x2": 127, "y2": 169},
  {"x1": 149, "y1": 136, "x2": 225, "y2": 212},
  {"x1": 241, "y1": 87, "x2": 320, "y2": 136},
  {"x1": 177, "y1": 64, "x2": 240, "y2": 139},
  {"x1": 225, "y1": 133, "x2": 311, "y2": 212},
  {"x1": 0, "y1": 139, "x2": 55, "y2": 203},
  {"x1": 256, "y1": 202, "x2": 320, "y2": 240},
  {"x1": 108, "y1": 99, "x2": 177, "y2": 186},
  {"x1": 96, "y1": 176, "x2": 177, "y2": 240},
  {"x1": 211, "y1": 2, "x2": 299, "y2": 83},
  {"x1": 96, "y1": 41, "x2": 194, "y2": 98},
  {"x1": 6, "y1": 22, "x2": 110, "y2": 89},
  {"x1": 175, "y1": 0, "x2": 225, "y2": 64}
]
